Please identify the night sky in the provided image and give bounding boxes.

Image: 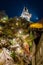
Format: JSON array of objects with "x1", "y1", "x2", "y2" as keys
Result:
[{"x1": 0, "y1": 0, "x2": 43, "y2": 22}]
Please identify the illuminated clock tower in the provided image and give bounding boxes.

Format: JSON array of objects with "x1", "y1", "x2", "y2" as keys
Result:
[{"x1": 20, "y1": 7, "x2": 32, "y2": 21}]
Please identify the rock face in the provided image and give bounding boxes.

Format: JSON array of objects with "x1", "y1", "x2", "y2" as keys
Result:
[
  {"x1": 32, "y1": 41, "x2": 36, "y2": 65},
  {"x1": 20, "y1": 7, "x2": 32, "y2": 21},
  {"x1": 35, "y1": 33, "x2": 43, "y2": 65},
  {"x1": 32, "y1": 33, "x2": 43, "y2": 65}
]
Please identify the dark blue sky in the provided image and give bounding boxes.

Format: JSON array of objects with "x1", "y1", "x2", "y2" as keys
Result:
[{"x1": 0, "y1": 0, "x2": 43, "y2": 22}]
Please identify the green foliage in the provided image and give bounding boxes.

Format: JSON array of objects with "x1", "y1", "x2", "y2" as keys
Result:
[
  {"x1": 10, "y1": 51, "x2": 17, "y2": 59},
  {"x1": 0, "y1": 16, "x2": 34, "y2": 65}
]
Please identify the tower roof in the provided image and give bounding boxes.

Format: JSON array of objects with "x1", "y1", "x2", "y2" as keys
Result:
[{"x1": 23, "y1": 7, "x2": 28, "y2": 13}]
